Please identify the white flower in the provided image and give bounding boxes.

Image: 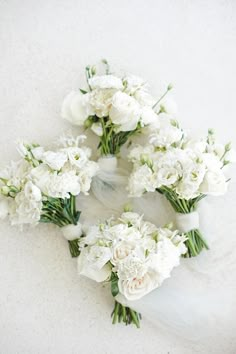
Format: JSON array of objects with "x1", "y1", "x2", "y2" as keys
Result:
[
  {"x1": 200, "y1": 170, "x2": 227, "y2": 196},
  {"x1": 31, "y1": 146, "x2": 45, "y2": 160},
  {"x1": 140, "y1": 107, "x2": 158, "y2": 126},
  {"x1": 61, "y1": 91, "x2": 94, "y2": 126},
  {"x1": 123, "y1": 75, "x2": 147, "y2": 95},
  {"x1": 88, "y1": 75, "x2": 123, "y2": 90},
  {"x1": 116, "y1": 254, "x2": 148, "y2": 280},
  {"x1": 89, "y1": 88, "x2": 116, "y2": 117},
  {"x1": 156, "y1": 167, "x2": 179, "y2": 187},
  {"x1": 78, "y1": 248, "x2": 111, "y2": 282},
  {"x1": 149, "y1": 114, "x2": 183, "y2": 148},
  {"x1": 134, "y1": 90, "x2": 156, "y2": 107},
  {"x1": 118, "y1": 271, "x2": 158, "y2": 301},
  {"x1": 63, "y1": 147, "x2": 90, "y2": 169},
  {"x1": 11, "y1": 181, "x2": 42, "y2": 225},
  {"x1": 0, "y1": 196, "x2": 9, "y2": 219},
  {"x1": 111, "y1": 240, "x2": 137, "y2": 265},
  {"x1": 43, "y1": 151, "x2": 68, "y2": 170},
  {"x1": 128, "y1": 165, "x2": 157, "y2": 197},
  {"x1": 91, "y1": 122, "x2": 103, "y2": 136},
  {"x1": 110, "y1": 92, "x2": 141, "y2": 131},
  {"x1": 33, "y1": 167, "x2": 81, "y2": 199}
]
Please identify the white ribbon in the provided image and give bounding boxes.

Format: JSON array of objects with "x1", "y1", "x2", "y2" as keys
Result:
[
  {"x1": 61, "y1": 223, "x2": 83, "y2": 241},
  {"x1": 98, "y1": 155, "x2": 117, "y2": 173},
  {"x1": 175, "y1": 211, "x2": 199, "y2": 233}
]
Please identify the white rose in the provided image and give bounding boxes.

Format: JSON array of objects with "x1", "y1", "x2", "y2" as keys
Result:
[
  {"x1": 111, "y1": 240, "x2": 136, "y2": 265},
  {"x1": 200, "y1": 170, "x2": 227, "y2": 196},
  {"x1": 43, "y1": 151, "x2": 68, "y2": 170},
  {"x1": 110, "y1": 91, "x2": 141, "y2": 131},
  {"x1": 118, "y1": 271, "x2": 158, "y2": 301},
  {"x1": 0, "y1": 196, "x2": 9, "y2": 219},
  {"x1": 91, "y1": 122, "x2": 103, "y2": 136},
  {"x1": 78, "y1": 248, "x2": 111, "y2": 282},
  {"x1": 88, "y1": 75, "x2": 123, "y2": 90},
  {"x1": 61, "y1": 91, "x2": 94, "y2": 126}
]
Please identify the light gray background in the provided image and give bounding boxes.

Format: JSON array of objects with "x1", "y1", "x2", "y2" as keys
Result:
[{"x1": 0, "y1": 1, "x2": 236, "y2": 353}]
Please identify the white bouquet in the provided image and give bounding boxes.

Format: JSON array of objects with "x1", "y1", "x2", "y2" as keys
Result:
[
  {"x1": 0, "y1": 134, "x2": 98, "y2": 257},
  {"x1": 128, "y1": 127, "x2": 235, "y2": 257},
  {"x1": 77, "y1": 210, "x2": 187, "y2": 327},
  {"x1": 61, "y1": 60, "x2": 166, "y2": 209}
]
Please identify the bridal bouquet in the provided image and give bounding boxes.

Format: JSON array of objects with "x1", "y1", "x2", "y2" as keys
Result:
[
  {"x1": 128, "y1": 124, "x2": 235, "y2": 257},
  {"x1": 0, "y1": 134, "x2": 98, "y2": 256},
  {"x1": 61, "y1": 59, "x2": 161, "y2": 156},
  {"x1": 77, "y1": 210, "x2": 187, "y2": 327},
  {"x1": 61, "y1": 60, "x2": 165, "y2": 208}
]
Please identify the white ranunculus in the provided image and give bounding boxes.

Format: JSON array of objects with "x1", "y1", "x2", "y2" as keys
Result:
[
  {"x1": 88, "y1": 75, "x2": 123, "y2": 90},
  {"x1": 140, "y1": 107, "x2": 158, "y2": 126},
  {"x1": 110, "y1": 91, "x2": 141, "y2": 131},
  {"x1": 91, "y1": 122, "x2": 103, "y2": 136},
  {"x1": 78, "y1": 249, "x2": 111, "y2": 282},
  {"x1": 61, "y1": 91, "x2": 94, "y2": 126},
  {"x1": 118, "y1": 271, "x2": 158, "y2": 301},
  {"x1": 43, "y1": 151, "x2": 68, "y2": 170},
  {"x1": 89, "y1": 88, "x2": 116, "y2": 117},
  {"x1": 0, "y1": 197, "x2": 9, "y2": 219},
  {"x1": 199, "y1": 170, "x2": 227, "y2": 196}
]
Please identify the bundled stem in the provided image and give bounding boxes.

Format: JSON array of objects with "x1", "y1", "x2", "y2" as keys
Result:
[
  {"x1": 99, "y1": 117, "x2": 141, "y2": 156},
  {"x1": 40, "y1": 194, "x2": 81, "y2": 257},
  {"x1": 111, "y1": 301, "x2": 141, "y2": 328},
  {"x1": 157, "y1": 187, "x2": 209, "y2": 257}
]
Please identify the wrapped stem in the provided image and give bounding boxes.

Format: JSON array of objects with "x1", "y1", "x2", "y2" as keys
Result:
[{"x1": 157, "y1": 188, "x2": 209, "y2": 257}]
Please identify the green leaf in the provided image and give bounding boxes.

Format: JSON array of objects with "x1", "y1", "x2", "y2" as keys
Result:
[
  {"x1": 111, "y1": 273, "x2": 119, "y2": 297},
  {"x1": 80, "y1": 89, "x2": 88, "y2": 94}
]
